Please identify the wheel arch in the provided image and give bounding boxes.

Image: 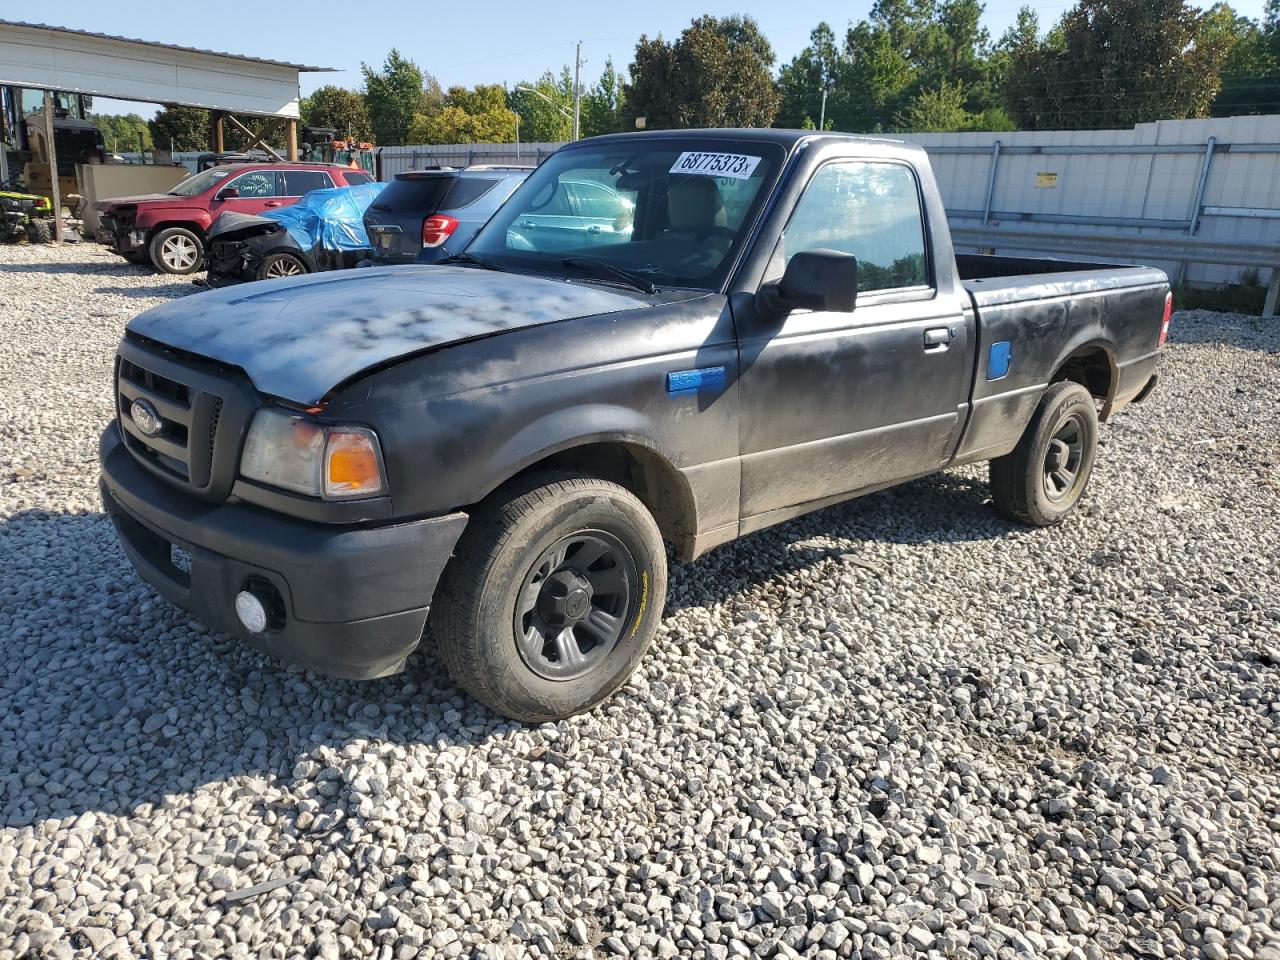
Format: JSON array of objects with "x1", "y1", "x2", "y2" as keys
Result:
[
  {"x1": 1049, "y1": 341, "x2": 1118, "y2": 419},
  {"x1": 478, "y1": 435, "x2": 700, "y2": 561}
]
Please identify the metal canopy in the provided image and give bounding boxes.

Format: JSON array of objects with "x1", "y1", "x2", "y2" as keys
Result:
[{"x1": 0, "y1": 20, "x2": 336, "y2": 118}]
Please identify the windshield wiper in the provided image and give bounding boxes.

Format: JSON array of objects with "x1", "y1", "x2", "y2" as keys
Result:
[
  {"x1": 439, "y1": 252, "x2": 502, "y2": 271},
  {"x1": 561, "y1": 256, "x2": 657, "y2": 294}
]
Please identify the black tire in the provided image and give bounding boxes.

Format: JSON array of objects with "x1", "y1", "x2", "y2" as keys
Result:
[
  {"x1": 148, "y1": 226, "x2": 203, "y2": 275},
  {"x1": 256, "y1": 252, "x2": 308, "y2": 281},
  {"x1": 990, "y1": 381, "x2": 1099, "y2": 526},
  {"x1": 430, "y1": 476, "x2": 667, "y2": 722},
  {"x1": 25, "y1": 217, "x2": 52, "y2": 244}
]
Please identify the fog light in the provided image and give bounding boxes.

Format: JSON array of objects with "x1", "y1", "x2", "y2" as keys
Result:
[{"x1": 235, "y1": 591, "x2": 269, "y2": 634}]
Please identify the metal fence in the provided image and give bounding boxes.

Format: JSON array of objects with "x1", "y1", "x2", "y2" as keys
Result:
[
  {"x1": 375, "y1": 143, "x2": 561, "y2": 179},
  {"x1": 377, "y1": 116, "x2": 1280, "y2": 313}
]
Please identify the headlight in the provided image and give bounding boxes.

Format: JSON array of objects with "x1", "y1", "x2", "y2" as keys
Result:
[{"x1": 239, "y1": 408, "x2": 386, "y2": 499}]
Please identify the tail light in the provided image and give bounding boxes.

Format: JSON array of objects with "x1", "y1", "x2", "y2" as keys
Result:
[
  {"x1": 1158, "y1": 291, "x2": 1172, "y2": 347},
  {"x1": 421, "y1": 214, "x2": 459, "y2": 248}
]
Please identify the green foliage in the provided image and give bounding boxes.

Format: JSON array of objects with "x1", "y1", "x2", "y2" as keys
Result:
[
  {"x1": 895, "y1": 81, "x2": 975, "y2": 131},
  {"x1": 1174, "y1": 269, "x2": 1266, "y2": 315},
  {"x1": 1005, "y1": 0, "x2": 1239, "y2": 128},
  {"x1": 778, "y1": 1, "x2": 1002, "y2": 134},
  {"x1": 148, "y1": 107, "x2": 212, "y2": 152},
  {"x1": 624, "y1": 15, "x2": 781, "y2": 130},
  {"x1": 1211, "y1": 4, "x2": 1280, "y2": 115},
  {"x1": 361, "y1": 49, "x2": 440, "y2": 145},
  {"x1": 91, "y1": 113, "x2": 152, "y2": 153},
  {"x1": 409, "y1": 84, "x2": 517, "y2": 144},
  {"x1": 511, "y1": 68, "x2": 574, "y2": 142},
  {"x1": 581, "y1": 59, "x2": 626, "y2": 138},
  {"x1": 301, "y1": 85, "x2": 373, "y2": 142}
]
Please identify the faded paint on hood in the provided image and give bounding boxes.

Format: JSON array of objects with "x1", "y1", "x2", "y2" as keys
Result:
[{"x1": 127, "y1": 265, "x2": 649, "y2": 405}]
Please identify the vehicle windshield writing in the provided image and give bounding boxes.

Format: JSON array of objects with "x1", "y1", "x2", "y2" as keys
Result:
[{"x1": 467, "y1": 140, "x2": 783, "y2": 290}]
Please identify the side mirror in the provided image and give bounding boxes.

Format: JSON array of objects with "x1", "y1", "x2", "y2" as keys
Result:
[
  {"x1": 758, "y1": 250, "x2": 859, "y2": 316},
  {"x1": 215, "y1": 186, "x2": 239, "y2": 200}
]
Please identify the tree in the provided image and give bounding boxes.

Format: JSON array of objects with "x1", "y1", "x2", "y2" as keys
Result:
[
  {"x1": 624, "y1": 14, "x2": 780, "y2": 129},
  {"x1": 1211, "y1": 3, "x2": 1280, "y2": 115},
  {"x1": 776, "y1": 23, "x2": 842, "y2": 128},
  {"x1": 1006, "y1": 0, "x2": 1239, "y2": 129},
  {"x1": 581, "y1": 58, "x2": 626, "y2": 137},
  {"x1": 780, "y1": 2, "x2": 1004, "y2": 134},
  {"x1": 148, "y1": 107, "x2": 212, "y2": 152},
  {"x1": 408, "y1": 84, "x2": 517, "y2": 143},
  {"x1": 92, "y1": 113, "x2": 152, "y2": 153},
  {"x1": 301, "y1": 85, "x2": 373, "y2": 142},
  {"x1": 361, "y1": 49, "x2": 439, "y2": 145},
  {"x1": 896, "y1": 81, "x2": 976, "y2": 130},
  {"x1": 511, "y1": 68, "x2": 574, "y2": 142}
]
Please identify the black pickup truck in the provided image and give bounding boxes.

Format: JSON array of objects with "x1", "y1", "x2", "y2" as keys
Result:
[{"x1": 100, "y1": 129, "x2": 1169, "y2": 721}]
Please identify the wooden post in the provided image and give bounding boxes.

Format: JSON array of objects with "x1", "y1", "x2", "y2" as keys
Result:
[
  {"x1": 211, "y1": 111, "x2": 225, "y2": 153},
  {"x1": 42, "y1": 90, "x2": 62, "y2": 244},
  {"x1": 1264, "y1": 269, "x2": 1280, "y2": 319},
  {"x1": 286, "y1": 119, "x2": 298, "y2": 161}
]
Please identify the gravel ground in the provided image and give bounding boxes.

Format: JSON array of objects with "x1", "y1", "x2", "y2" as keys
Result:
[{"x1": 1, "y1": 242, "x2": 1278, "y2": 960}]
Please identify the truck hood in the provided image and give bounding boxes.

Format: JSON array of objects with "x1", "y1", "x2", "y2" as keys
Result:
[{"x1": 127, "y1": 265, "x2": 657, "y2": 405}]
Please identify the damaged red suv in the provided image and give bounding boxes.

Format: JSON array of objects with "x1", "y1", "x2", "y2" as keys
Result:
[{"x1": 95, "y1": 162, "x2": 374, "y2": 275}]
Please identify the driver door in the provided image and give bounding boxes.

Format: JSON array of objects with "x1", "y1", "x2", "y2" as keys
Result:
[{"x1": 735, "y1": 159, "x2": 970, "y2": 522}]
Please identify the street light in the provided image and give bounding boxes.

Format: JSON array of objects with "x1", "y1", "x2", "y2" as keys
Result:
[{"x1": 514, "y1": 85, "x2": 576, "y2": 141}]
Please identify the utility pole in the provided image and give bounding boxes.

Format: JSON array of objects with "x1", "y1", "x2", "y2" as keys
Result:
[
  {"x1": 572, "y1": 40, "x2": 582, "y2": 141},
  {"x1": 819, "y1": 89, "x2": 827, "y2": 131}
]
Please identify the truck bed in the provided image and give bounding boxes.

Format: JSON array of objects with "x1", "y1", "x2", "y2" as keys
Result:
[{"x1": 950, "y1": 252, "x2": 1168, "y2": 466}]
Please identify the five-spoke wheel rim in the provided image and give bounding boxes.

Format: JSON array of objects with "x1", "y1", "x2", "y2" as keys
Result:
[
  {"x1": 1043, "y1": 413, "x2": 1086, "y2": 502},
  {"x1": 513, "y1": 530, "x2": 636, "y2": 681},
  {"x1": 265, "y1": 257, "x2": 304, "y2": 278},
  {"x1": 160, "y1": 234, "x2": 199, "y2": 271}
]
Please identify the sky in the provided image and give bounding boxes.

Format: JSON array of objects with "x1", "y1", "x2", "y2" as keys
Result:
[{"x1": 40, "y1": 0, "x2": 1272, "y2": 118}]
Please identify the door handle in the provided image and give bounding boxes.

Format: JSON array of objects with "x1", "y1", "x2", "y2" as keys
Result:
[
  {"x1": 521, "y1": 220, "x2": 536, "y2": 228},
  {"x1": 586, "y1": 225, "x2": 602, "y2": 234},
  {"x1": 264, "y1": 201, "x2": 283, "y2": 207},
  {"x1": 923, "y1": 327, "x2": 953, "y2": 351}
]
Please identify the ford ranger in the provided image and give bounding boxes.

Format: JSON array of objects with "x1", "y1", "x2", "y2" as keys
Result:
[{"x1": 100, "y1": 129, "x2": 1169, "y2": 721}]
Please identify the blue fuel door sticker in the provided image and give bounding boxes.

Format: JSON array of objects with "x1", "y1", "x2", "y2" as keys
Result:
[
  {"x1": 987, "y1": 341, "x2": 1012, "y2": 380},
  {"x1": 667, "y1": 366, "x2": 726, "y2": 394}
]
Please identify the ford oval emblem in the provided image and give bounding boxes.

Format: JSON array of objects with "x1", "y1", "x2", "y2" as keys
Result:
[{"x1": 130, "y1": 398, "x2": 163, "y2": 437}]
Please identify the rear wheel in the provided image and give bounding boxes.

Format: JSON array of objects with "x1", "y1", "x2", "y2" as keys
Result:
[
  {"x1": 429, "y1": 476, "x2": 667, "y2": 722},
  {"x1": 257, "y1": 252, "x2": 308, "y2": 280},
  {"x1": 25, "y1": 217, "x2": 52, "y2": 244},
  {"x1": 990, "y1": 381, "x2": 1099, "y2": 526},
  {"x1": 149, "y1": 227, "x2": 203, "y2": 274}
]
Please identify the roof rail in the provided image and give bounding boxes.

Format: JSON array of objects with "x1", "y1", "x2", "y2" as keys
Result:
[{"x1": 463, "y1": 164, "x2": 536, "y2": 171}]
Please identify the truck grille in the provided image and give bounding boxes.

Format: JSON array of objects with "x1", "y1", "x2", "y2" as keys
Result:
[{"x1": 115, "y1": 338, "x2": 255, "y2": 499}]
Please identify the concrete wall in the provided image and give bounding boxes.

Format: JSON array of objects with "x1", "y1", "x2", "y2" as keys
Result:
[{"x1": 76, "y1": 163, "x2": 189, "y2": 234}]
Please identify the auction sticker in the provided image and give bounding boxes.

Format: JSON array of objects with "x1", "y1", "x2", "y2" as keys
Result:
[{"x1": 669, "y1": 151, "x2": 761, "y2": 179}]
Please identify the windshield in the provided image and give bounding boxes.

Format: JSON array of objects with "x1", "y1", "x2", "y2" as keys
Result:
[
  {"x1": 167, "y1": 167, "x2": 234, "y2": 197},
  {"x1": 467, "y1": 138, "x2": 785, "y2": 290}
]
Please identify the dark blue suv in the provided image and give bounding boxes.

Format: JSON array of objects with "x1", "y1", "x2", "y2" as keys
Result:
[{"x1": 363, "y1": 166, "x2": 531, "y2": 264}]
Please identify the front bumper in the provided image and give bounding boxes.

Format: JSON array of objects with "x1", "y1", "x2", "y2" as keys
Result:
[{"x1": 100, "y1": 426, "x2": 468, "y2": 679}]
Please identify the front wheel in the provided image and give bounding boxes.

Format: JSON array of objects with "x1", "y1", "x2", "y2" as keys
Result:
[
  {"x1": 257, "y1": 251, "x2": 308, "y2": 280},
  {"x1": 149, "y1": 226, "x2": 204, "y2": 274},
  {"x1": 990, "y1": 380, "x2": 1099, "y2": 526},
  {"x1": 429, "y1": 476, "x2": 667, "y2": 722}
]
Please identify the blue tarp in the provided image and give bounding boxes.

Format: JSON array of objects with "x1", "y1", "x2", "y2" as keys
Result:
[{"x1": 264, "y1": 181, "x2": 386, "y2": 252}]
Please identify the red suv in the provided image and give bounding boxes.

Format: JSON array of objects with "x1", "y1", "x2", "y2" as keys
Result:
[{"x1": 96, "y1": 163, "x2": 374, "y2": 274}]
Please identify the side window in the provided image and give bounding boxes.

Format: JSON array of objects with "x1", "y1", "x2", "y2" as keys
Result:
[
  {"x1": 532, "y1": 180, "x2": 573, "y2": 216},
  {"x1": 573, "y1": 182, "x2": 626, "y2": 219},
  {"x1": 228, "y1": 170, "x2": 279, "y2": 198},
  {"x1": 284, "y1": 170, "x2": 334, "y2": 195},
  {"x1": 782, "y1": 161, "x2": 929, "y2": 293},
  {"x1": 343, "y1": 171, "x2": 372, "y2": 186}
]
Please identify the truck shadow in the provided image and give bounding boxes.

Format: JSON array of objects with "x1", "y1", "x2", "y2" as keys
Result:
[{"x1": 0, "y1": 469, "x2": 1011, "y2": 826}]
